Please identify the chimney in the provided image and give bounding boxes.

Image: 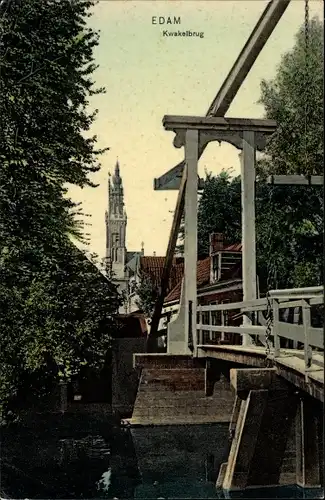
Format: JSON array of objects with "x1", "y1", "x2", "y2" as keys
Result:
[
  {"x1": 209, "y1": 233, "x2": 224, "y2": 256},
  {"x1": 153, "y1": 251, "x2": 156, "y2": 257}
]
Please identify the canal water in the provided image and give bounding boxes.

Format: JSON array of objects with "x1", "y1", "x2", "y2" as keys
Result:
[{"x1": 0, "y1": 418, "x2": 323, "y2": 499}]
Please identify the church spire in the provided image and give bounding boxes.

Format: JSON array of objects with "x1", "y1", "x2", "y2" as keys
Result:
[
  {"x1": 113, "y1": 158, "x2": 122, "y2": 186},
  {"x1": 115, "y1": 158, "x2": 120, "y2": 175},
  {"x1": 109, "y1": 159, "x2": 125, "y2": 218}
]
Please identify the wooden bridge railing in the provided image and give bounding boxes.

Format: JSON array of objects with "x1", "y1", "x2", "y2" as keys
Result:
[{"x1": 196, "y1": 286, "x2": 324, "y2": 372}]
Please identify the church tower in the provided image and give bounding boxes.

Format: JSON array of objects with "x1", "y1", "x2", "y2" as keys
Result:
[{"x1": 105, "y1": 160, "x2": 127, "y2": 284}]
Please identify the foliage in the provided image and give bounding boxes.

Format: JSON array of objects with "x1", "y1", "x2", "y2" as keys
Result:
[
  {"x1": 197, "y1": 170, "x2": 241, "y2": 258},
  {"x1": 256, "y1": 17, "x2": 324, "y2": 289},
  {"x1": 0, "y1": 0, "x2": 120, "y2": 422},
  {"x1": 257, "y1": 17, "x2": 323, "y2": 176},
  {"x1": 255, "y1": 183, "x2": 323, "y2": 291},
  {"x1": 134, "y1": 275, "x2": 159, "y2": 318},
  {"x1": 177, "y1": 169, "x2": 241, "y2": 258}
]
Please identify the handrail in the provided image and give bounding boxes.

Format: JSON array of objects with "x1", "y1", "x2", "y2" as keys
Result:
[
  {"x1": 197, "y1": 298, "x2": 267, "y2": 312},
  {"x1": 195, "y1": 286, "x2": 324, "y2": 377},
  {"x1": 269, "y1": 286, "x2": 324, "y2": 299}
]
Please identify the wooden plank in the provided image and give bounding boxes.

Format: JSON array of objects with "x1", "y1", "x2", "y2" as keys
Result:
[
  {"x1": 198, "y1": 296, "x2": 321, "y2": 313},
  {"x1": 241, "y1": 305, "x2": 268, "y2": 312},
  {"x1": 276, "y1": 299, "x2": 304, "y2": 309},
  {"x1": 163, "y1": 116, "x2": 276, "y2": 133},
  {"x1": 267, "y1": 175, "x2": 323, "y2": 186},
  {"x1": 269, "y1": 285, "x2": 323, "y2": 297},
  {"x1": 149, "y1": 164, "x2": 187, "y2": 340},
  {"x1": 308, "y1": 328, "x2": 324, "y2": 349},
  {"x1": 196, "y1": 325, "x2": 266, "y2": 336},
  {"x1": 276, "y1": 323, "x2": 323, "y2": 349},
  {"x1": 198, "y1": 297, "x2": 267, "y2": 312},
  {"x1": 309, "y1": 297, "x2": 324, "y2": 306},
  {"x1": 276, "y1": 322, "x2": 305, "y2": 344}
]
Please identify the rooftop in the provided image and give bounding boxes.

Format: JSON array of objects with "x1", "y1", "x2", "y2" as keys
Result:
[
  {"x1": 165, "y1": 257, "x2": 210, "y2": 303},
  {"x1": 164, "y1": 243, "x2": 242, "y2": 304},
  {"x1": 140, "y1": 256, "x2": 184, "y2": 293}
]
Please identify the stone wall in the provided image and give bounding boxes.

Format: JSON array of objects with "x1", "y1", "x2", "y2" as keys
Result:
[
  {"x1": 130, "y1": 360, "x2": 235, "y2": 426},
  {"x1": 111, "y1": 337, "x2": 147, "y2": 417}
]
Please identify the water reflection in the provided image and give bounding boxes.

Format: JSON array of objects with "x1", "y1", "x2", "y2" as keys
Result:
[
  {"x1": 97, "y1": 468, "x2": 112, "y2": 494},
  {"x1": 0, "y1": 420, "x2": 323, "y2": 499},
  {"x1": 131, "y1": 424, "x2": 229, "y2": 498}
]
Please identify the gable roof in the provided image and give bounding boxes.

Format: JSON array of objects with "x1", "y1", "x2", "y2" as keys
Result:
[{"x1": 164, "y1": 257, "x2": 210, "y2": 303}]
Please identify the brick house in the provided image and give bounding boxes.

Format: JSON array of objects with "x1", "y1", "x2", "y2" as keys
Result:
[{"x1": 161, "y1": 233, "x2": 245, "y2": 346}]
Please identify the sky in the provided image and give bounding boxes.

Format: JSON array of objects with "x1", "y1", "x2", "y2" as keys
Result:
[{"x1": 68, "y1": 0, "x2": 323, "y2": 259}]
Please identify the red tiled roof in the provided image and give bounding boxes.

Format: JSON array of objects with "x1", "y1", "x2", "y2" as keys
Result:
[
  {"x1": 164, "y1": 243, "x2": 242, "y2": 304},
  {"x1": 140, "y1": 256, "x2": 184, "y2": 294},
  {"x1": 164, "y1": 257, "x2": 210, "y2": 303},
  {"x1": 224, "y1": 243, "x2": 242, "y2": 252}
]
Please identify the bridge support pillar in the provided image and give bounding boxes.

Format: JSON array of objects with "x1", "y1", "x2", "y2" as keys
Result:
[
  {"x1": 296, "y1": 396, "x2": 323, "y2": 488},
  {"x1": 240, "y1": 132, "x2": 256, "y2": 347},
  {"x1": 167, "y1": 128, "x2": 198, "y2": 355},
  {"x1": 220, "y1": 368, "x2": 299, "y2": 491}
]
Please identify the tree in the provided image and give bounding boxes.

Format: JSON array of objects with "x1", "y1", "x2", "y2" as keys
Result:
[
  {"x1": 134, "y1": 275, "x2": 158, "y2": 318},
  {"x1": 0, "y1": 0, "x2": 120, "y2": 422},
  {"x1": 197, "y1": 170, "x2": 241, "y2": 258},
  {"x1": 257, "y1": 18, "x2": 323, "y2": 177},
  {"x1": 177, "y1": 169, "x2": 241, "y2": 258},
  {"x1": 256, "y1": 17, "x2": 323, "y2": 289}
]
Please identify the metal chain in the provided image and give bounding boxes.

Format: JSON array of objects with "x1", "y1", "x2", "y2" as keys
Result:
[
  {"x1": 305, "y1": 0, "x2": 310, "y2": 56},
  {"x1": 264, "y1": 182, "x2": 276, "y2": 361},
  {"x1": 265, "y1": 0, "x2": 309, "y2": 364}
]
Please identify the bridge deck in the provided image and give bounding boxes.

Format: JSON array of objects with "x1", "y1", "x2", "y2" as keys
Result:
[{"x1": 197, "y1": 345, "x2": 324, "y2": 401}]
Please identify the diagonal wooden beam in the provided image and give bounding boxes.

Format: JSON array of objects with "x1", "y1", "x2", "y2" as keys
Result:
[
  {"x1": 147, "y1": 164, "x2": 187, "y2": 348},
  {"x1": 206, "y1": 0, "x2": 291, "y2": 117},
  {"x1": 154, "y1": 0, "x2": 291, "y2": 191}
]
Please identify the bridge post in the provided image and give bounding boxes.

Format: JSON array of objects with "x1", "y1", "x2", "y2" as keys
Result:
[
  {"x1": 240, "y1": 131, "x2": 257, "y2": 346},
  {"x1": 221, "y1": 368, "x2": 299, "y2": 491},
  {"x1": 167, "y1": 129, "x2": 198, "y2": 355},
  {"x1": 184, "y1": 129, "x2": 199, "y2": 354},
  {"x1": 296, "y1": 396, "x2": 323, "y2": 488}
]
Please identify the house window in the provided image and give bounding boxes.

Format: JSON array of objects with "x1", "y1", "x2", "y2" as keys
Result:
[
  {"x1": 212, "y1": 256, "x2": 218, "y2": 282},
  {"x1": 212, "y1": 254, "x2": 222, "y2": 282},
  {"x1": 112, "y1": 232, "x2": 119, "y2": 245}
]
